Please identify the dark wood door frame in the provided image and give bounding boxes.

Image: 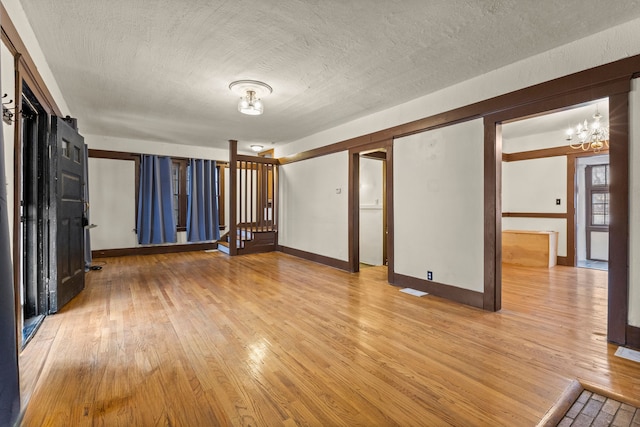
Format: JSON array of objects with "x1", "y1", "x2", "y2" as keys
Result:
[
  {"x1": 19, "y1": 87, "x2": 49, "y2": 323},
  {"x1": 484, "y1": 78, "x2": 630, "y2": 345},
  {"x1": 348, "y1": 139, "x2": 394, "y2": 282}
]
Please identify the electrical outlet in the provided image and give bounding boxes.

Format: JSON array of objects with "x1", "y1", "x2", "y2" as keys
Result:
[
  {"x1": 427, "y1": 271, "x2": 433, "y2": 281},
  {"x1": 556, "y1": 198, "x2": 561, "y2": 205}
]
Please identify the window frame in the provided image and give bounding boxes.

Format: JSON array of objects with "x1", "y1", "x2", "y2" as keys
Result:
[
  {"x1": 171, "y1": 158, "x2": 226, "y2": 233},
  {"x1": 172, "y1": 159, "x2": 189, "y2": 232}
]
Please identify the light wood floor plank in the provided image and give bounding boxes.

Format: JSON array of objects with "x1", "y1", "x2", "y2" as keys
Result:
[{"x1": 19, "y1": 251, "x2": 640, "y2": 426}]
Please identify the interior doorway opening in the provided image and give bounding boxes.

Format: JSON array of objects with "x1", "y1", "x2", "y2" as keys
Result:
[
  {"x1": 349, "y1": 141, "x2": 393, "y2": 278},
  {"x1": 359, "y1": 150, "x2": 386, "y2": 269},
  {"x1": 498, "y1": 98, "x2": 610, "y2": 333},
  {"x1": 576, "y1": 155, "x2": 610, "y2": 271}
]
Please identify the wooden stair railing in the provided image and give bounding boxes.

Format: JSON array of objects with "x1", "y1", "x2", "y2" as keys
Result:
[{"x1": 219, "y1": 140, "x2": 279, "y2": 255}]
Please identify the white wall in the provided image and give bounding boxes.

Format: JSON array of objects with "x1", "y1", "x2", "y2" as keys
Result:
[
  {"x1": 629, "y1": 79, "x2": 640, "y2": 327},
  {"x1": 359, "y1": 157, "x2": 383, "y2": 266},
  {"x1": 503, "y1": 129, "x2": 568, "y2": 153},
  {"x1": 395, "y1": 120, "x2": 484, "y2": 292},
  {"x1": 502, "y1": 157, "x2": 567, "y2": 256},
  {"x1": 1, "y1": 43, "x2": 15, "y2": 256},
  {"x1": 502, "y1": 157, "x2": 566, "y2": 213},
  {"x1": 590, "y1": 232, "x2": 608, "y2": 261},
  {"x1": 278, "y1": 152, "x2": 348, "y2": 261},
  {"x1": 88, "y1": 158, "x2": 137, "y2": 249}
]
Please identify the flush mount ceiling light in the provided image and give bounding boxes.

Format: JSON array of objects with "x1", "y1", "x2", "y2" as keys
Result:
[
  {"x1": 250, "y1": 144, "x2": 263, "y2": 152},
  {"x1": 229, "y1": 80, "x2": 273, "y2": 116}
]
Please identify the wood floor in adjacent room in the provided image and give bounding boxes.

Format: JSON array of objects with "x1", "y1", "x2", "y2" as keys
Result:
[{"x1": 19, "y1": 252, "x2": 640, "y2": 426}]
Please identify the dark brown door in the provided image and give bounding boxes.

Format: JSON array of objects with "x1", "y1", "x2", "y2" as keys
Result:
[{"x1": 49, "y1": 116, "x2": 85, "y2": 313}]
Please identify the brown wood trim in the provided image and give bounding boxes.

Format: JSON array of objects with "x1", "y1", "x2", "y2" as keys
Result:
[
  {"x1": 608, "y1": 91, "x2": 630, "y2": 345},
  {"x1": 88, "y1": 149, "x2": 229, "y2": 165},
  {"x1": 502, "y1": 212, "x2": 567, "y2": 219},
  {"x1": 626, "y1": 325, "x2": 640, "y2": 350},
  {"x1": 92, "y1": 242, "x2": 217, "y2": 258},
  {"x1": 566, "y1": 155, "x2": 577, "y2": 266},
  {"x1": 382, "y1": 159, "x2": 388, "y2": 267},
  {"x1": 503, "y1": 146, "x2": 609, "y2": 162},
  {"x1": 228, "y1": 140, "x2": 238, "y2": 256},
  {"x1": 556, "y1": 256, "x2": 570, "y2": 266},
  {"x1": 537, "y1": 380, "x2": 584, "y2": 427},
  {"x1": 236, "y1": 154, "x2": 279, "y2": 165},
  {"x1": 348, "y1": 150, "x2": 359, "y2": 273},
  {"x1": 499, "y1": 79, "x2": 629, "y2": 125},
  {"x1": 386, "y1": 140, "x2": 394, "y2": 284},
  {"x1": 483, "y1": 119, "x2": 501, "y2": 311},
  {"x1": 277, "y1": 245, "x2": 350, "y2": 272},
  {"x1": 393, "y1": 273, "x2": 484, "y2": 309},
  {"x1": 1, "y1": 3, "x2": 62, "y2": 116},
  {"x1": 88, "y1": 149, "x2": 139, "y2": 161},
  {"x1": 278, "y1": 56, "x2": 640, "y2": 166},
  {"x1": 258, "y1": 148, "x2": 274, "y2": 158},
  {"x1": 361, "y1": 151, "x2": 386, "y2": 160}
]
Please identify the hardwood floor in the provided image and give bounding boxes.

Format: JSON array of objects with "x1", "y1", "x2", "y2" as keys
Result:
[{"x1": 19, "y1": 252, "x2": 640, "y2": 426}]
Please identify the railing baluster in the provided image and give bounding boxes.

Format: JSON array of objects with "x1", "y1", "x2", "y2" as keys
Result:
[
  {"x1": 238, "y1": 160, "x2": 242, "y2": 249},
  {"x1": 274, "y1": 164, "x2": 278, "y2": 233},
  {"x1": 244, "y1": 161, "x2": 248, "y2": 249},
  {"x1": 259, "y1": 162, "x2": 264, "y2": 232},
  {"x1": 249, "y1": 162, "x2": 254, "y2": 236}
]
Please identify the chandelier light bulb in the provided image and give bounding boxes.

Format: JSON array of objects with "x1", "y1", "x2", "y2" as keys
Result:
[{"x1": 566, "y1": 105, "x2": 609, "y2": 153}]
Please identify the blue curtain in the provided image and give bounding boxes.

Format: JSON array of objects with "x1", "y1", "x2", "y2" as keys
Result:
[
  {"x1": 187, "y1": 159, "x2": 220, "y2": 242},
  {"x1": 137, "y1": 155, "x2": 176, "y2": 244}
]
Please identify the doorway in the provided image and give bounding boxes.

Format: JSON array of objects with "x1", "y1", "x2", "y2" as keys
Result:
[
  {"x1": 576, "y1": 155, "x2": 610, "y2": 271},
  {"x1": 19, "y1": 84, "x2": 49, "y2": 346},
  {"x1": 349, "y1": 141, "x2": 393, "y2": 278},
  {"x1": 501, "y1": 99, "x2": 610, "y2": 265},
  {"x1": 496, "y1": 97, "x2": 617, "y2": 337},
  {"x1": 359, "y1": 150, "x2": 386, "y2": 268}
]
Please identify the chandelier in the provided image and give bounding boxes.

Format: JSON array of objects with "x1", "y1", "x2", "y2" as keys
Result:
[
  {"x1": 565, "y1": 106, "x2": 609, "y2": 153},
  {"x1": 228, "y1": 80, "x2": 272, "y2": 116}
]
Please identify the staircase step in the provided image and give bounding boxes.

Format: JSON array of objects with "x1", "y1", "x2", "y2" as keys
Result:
[{"x1": 217, "y1": 241, "x2": 230, "y2": 254}]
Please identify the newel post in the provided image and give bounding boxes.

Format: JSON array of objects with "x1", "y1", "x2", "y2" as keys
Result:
[{"x1": 229, "y1": 140, "x2": 238, "y2": 256}]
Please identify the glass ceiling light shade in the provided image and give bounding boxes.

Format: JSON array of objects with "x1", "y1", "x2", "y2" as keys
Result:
[
  {"x1": 566, "y1": 106, "x2": 609, "y2": 153},
  {"x1": 229, "y1": 80, "x2": 272, "y2": 116}
]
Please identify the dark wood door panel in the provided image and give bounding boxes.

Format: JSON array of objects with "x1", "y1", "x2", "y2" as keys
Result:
[{"x1": 50, "y1": 117, "x2": 85, "y2": 313}]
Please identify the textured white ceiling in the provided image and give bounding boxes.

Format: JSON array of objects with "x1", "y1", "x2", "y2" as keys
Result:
[{"x1": 17, "y1": 0, "x2": 640, "y2": 151}]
